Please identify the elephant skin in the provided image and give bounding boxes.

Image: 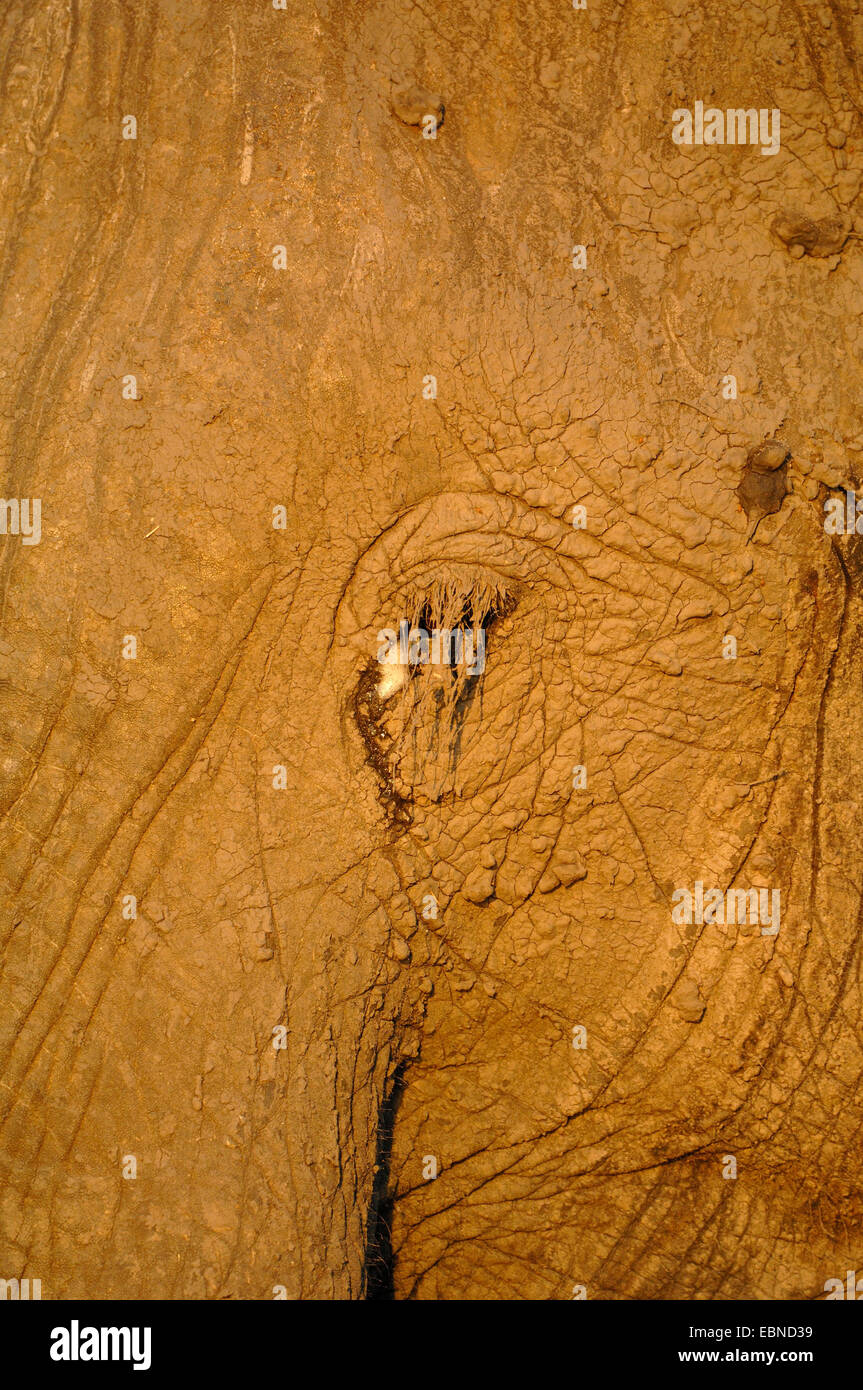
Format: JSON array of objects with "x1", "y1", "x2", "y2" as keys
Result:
[{"x1": 1, "y1": 0, "x2": 862, "y2": 1301}]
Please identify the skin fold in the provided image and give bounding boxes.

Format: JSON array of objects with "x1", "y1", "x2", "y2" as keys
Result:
[{"x1": 0, "y1": 0, "x2": 862, "y2": 1300}]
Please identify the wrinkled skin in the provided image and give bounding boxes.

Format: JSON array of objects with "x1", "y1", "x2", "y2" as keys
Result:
[{"x1": 1, "y1": 0, "x2": 863, "y2": 1301}]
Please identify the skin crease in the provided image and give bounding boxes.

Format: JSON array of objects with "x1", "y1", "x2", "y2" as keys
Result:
[{"x1": 0, "y1": 0, "x2": 862, "y2": 1301}]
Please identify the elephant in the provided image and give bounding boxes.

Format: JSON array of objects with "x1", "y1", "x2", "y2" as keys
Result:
[{"x1": 1, "y1": 0, "x2": 862, "y2": 1302}]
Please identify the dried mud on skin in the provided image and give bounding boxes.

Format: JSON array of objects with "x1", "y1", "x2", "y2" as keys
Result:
[{"x1": 1, "y1": 0, "x2": 863, "y2": 1304}]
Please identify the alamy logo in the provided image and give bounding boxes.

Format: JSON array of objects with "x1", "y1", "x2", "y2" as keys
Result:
[
  {"x1": 824, "y1": 1271, "x2": 863, "y2": 1300},
  {"x1": 50, "y1": 1320, "x2": 152, "y2": 1371},
  {"x1": 0, "y1": 497, "x2": 41, "y2": 545},
  {"x1": 672, "y1": 103, "x2": 780, "y2": 156},
  {"x1": 377, "y1": 619, "x2": 486, "y2": 676},
  {"x1": 671, "y1": 881, "x2": 780, "y2": 935},
  {"x1": 0, "y1": 1277, "x2": 41, "y2": 1299},
  {"x1": 824, "y1": 491, "x2": 863, "y2": 535}
]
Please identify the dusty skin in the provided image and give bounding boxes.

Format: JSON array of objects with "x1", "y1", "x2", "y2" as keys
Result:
[{"x1": 0, "y1": 0, "x2": 862, "y2": 1302}]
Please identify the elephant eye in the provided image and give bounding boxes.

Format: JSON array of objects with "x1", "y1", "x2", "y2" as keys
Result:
[
  {"x1": 353, "y1": 568, "x2": 517, "y2": 820},
  {"x1": 377, "y1": 568, "x2": 514, "y2": 697}
]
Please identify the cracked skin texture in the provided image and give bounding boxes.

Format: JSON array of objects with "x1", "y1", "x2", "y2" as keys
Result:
[{"x1": 1, "y1": 0, "x2": 863, "y2": 1302}]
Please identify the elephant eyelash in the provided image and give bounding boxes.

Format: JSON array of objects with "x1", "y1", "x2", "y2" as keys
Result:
[{"x1": 400, "y1": 567, "x2": 516, "y2": 634}]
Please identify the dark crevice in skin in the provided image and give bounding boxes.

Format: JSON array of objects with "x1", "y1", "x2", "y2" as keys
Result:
[{"x1": 363, "y1": 1061, "x2": 408, "y2": 1300}]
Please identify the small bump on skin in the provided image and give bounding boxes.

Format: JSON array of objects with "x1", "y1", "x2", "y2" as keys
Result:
[
  {"x1": 748, "y1": 439, "x2": 791, "y2": 473},
  {"x1": 673, "y1": 979, "x2": 706, "y2": 1023},
  {"x1": 772, "y1": 209, "x2": 851, "y2": 258},
  {"x1": 737, "y1": 439, "x2": 791, "y2": 525},
  {"x1": 390, "y1": 84, "x2": 445, "y2": 129}
]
